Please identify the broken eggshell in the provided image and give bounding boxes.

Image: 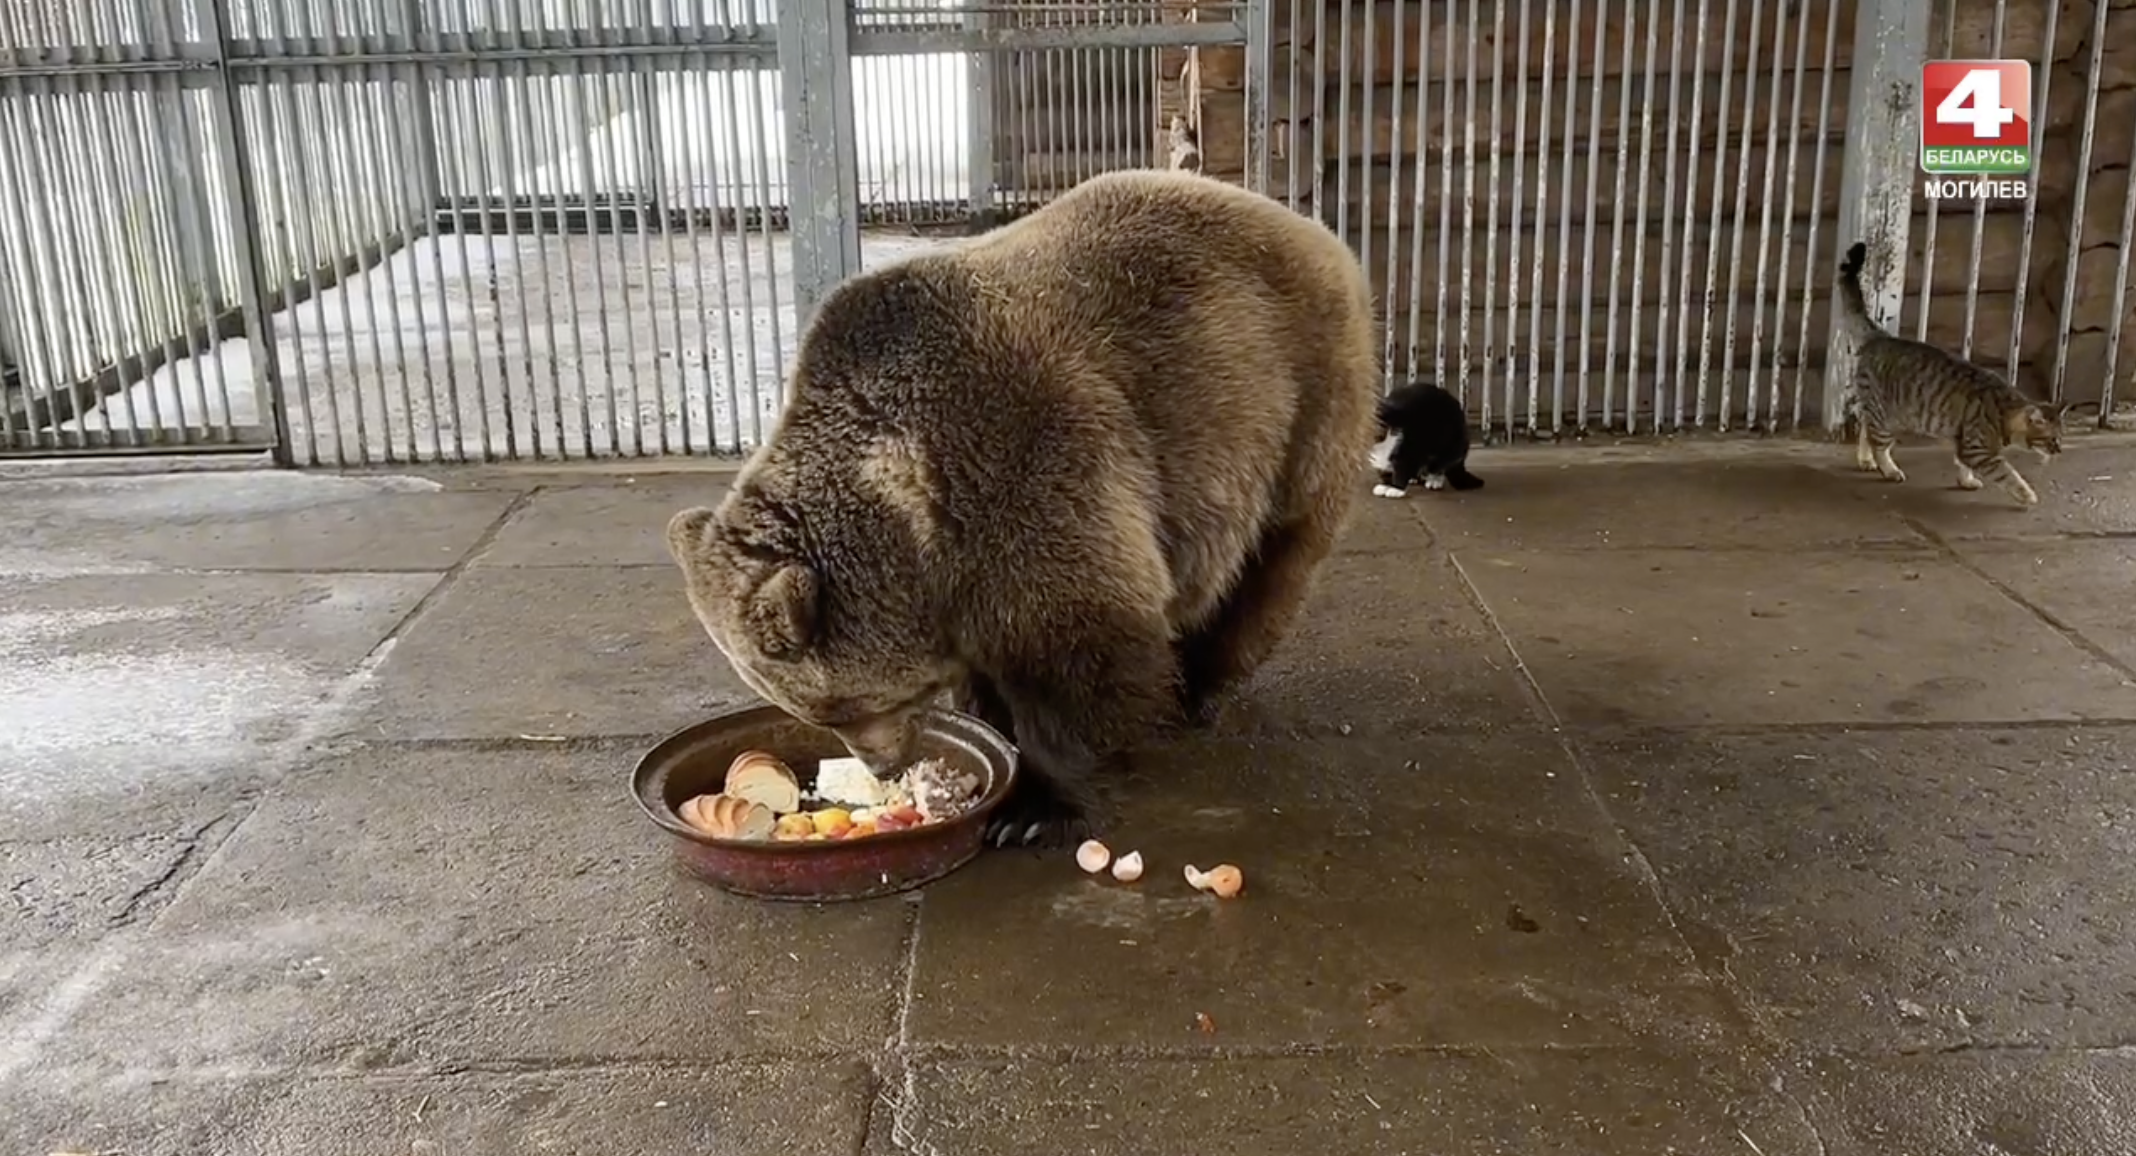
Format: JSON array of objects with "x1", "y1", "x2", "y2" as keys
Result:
[{"x1": 1075, "y1": 840, "x2": 1112, "y2": 874}]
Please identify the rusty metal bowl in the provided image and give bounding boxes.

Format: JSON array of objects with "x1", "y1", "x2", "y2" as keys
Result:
[{"x1": 630, "y1": 704, "x2": 1019, "y2": 902}]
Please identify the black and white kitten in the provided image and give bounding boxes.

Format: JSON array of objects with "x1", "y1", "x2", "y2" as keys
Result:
[{"x1": 1368, "y1": 381, "x2": 1484, "y2": 498}]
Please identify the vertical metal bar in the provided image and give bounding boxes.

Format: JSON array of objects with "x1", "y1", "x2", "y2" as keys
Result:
[
  {"x1": 1456, "y1": 0, "x2": 1478, "y2": 407},
  {"x1": 1625, "y1": 0, "x2": 1664, "y2": 430},
  {"x1": 698, "y1": 51, "x2": 744, "y2": 454},
  {"x1": 1478, "y1": 0, "x2": 1504, "y2": 433},
  {"x1": 1747, "y1": 0, "x2": 1798, "y2": 429},
  {"x1": 395, "y1": 0, "x2": 448, "y2": 462},
  {"x1": 2005, "y1": 0, "x2": 2063, "y2": 380},
  {"x1": 672, "y1": 47, "x2": 714, "y2": 453},
  {"x1": 966, "y1": 2, "x2": 993, "y2": 220},
  {"x1": 778, "y1": 0, "x2": 859, "y2": 332},
  {"x1": 0, "y1": 21, "x2": 67, "y2": 448},
  {"x1": 649, "y1": 1, "x2": 687, "y2": 455},
  {"x1": 1824, "y1": 0, "x2": 1931, "y2": 430},
  {"x1": 2052, "y1": 0, "x2": 2113, "y2": 407},
  {"x1": 1358, "y1": 0, "x2": 1376, "y2": 379},
  {"x1": 448, "y1": 0, "x2": 506, "y2": 459},
  {"x1": 1244, "y1": 0, "x2": 1269, "y2": 193},
  {"x1": 1550, "y1": 0, "x2": 1582, "y2": 431},
  {"x1": 1335, "y1": 0, "x2": 1354, "y2": 250},
  {"x1": 136, "y1": 0, "x2": 215, "y2": 441},
  {"x1": 745, "y1": 37, "x2": 788, "y2": 435},
  {"x1": 1402, "y1": 0, "x2": 1432, "y2": 381},
  {"x1": 713, "y1": 17, "x2": 767, "y2": 448},
  {"x1": 1914, "y1": 0, "x2": 1956, "y2": 343},
  {"x1": 1957, "y1": 0, "x2": 2010, "y2": 358},
  {"x1": 1502, "y1": 0, "x2": 1529, "y2": 432},
  {"x1": 513, "y1": 1, "x2": 565, "y2": 458},
  {"x1": 499, "y1": 0, "x2": 543, "y2": 458},
  {"x1": 207, "y1": 0, "x2": 292, "y2": 461},
  {"x1": 423, "y1": 3, "x2": 475, "y2": 461},
  {"x1": 349, "y1": 3, "x2": 419, "y2": 462},
  {"x1": 1432, "y1": 0, "x2": 1455, "y2": 387},
  {"x1": 1526, "y1": 0, "x2": 1557, "y2": 430},
  {"x1": 1285, "y1": 0, "x2": 1300, "y2": 209},
  {"x1": 1765, "y1": 0, "x2": 1814, "y2": 428},
  {"x1": 562, "y1": 15, "x2": 618, "y2": 456},
  {"x1": 1670, "y1": 0, "x2": 1711, "y2": 430},
  {"x1": 267, "y1": 0, "x2": 336, "y2": 463},
  {"x1": 1602, "y1": 0, "x2": 1638, "y2": 430},
  {"x1": 37, "y1": 45, "x2": 111, "y2": 446},
  {"x1": 311, "y1": 0, "x2": 381, "y2": 464},
  {"x1": 1789, "y1": 0, "x2": 1841, "y2": 429},
  {"x1": 592, "y1": 30, "x2": 644, "y2": 456},
  {"x1": 77, "y1": 0, "x2": 151, "y2": 443},
  {"x1": 1692, "y1": 0, "x2": 1740, "y2": 430},
  {"x1": 630, "y1": 1, "x2": 671, "y2": 457},
  {"x1": 1382, "y1": 0, "x2": 1409, "y2": 384},
  {"x1": 1718, "y1": 0, "x2": 1764, "y2": 430},
  {"x1": 2098, "y1": 122, "x2": 2136, "y2": 424},
  {"x1": 1311, "y1": 0, "x2": 1328, "y2": 217},
  {"x1": 1574, "y1": 0, "x2": 1605, "y2": 427}
]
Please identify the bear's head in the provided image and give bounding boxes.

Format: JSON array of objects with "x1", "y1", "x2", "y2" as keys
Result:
[{"x1": 665, "y1": 490, "x2": 961, "y2": 776}]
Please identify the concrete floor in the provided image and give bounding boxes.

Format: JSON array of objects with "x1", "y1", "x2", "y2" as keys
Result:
[{"x1": 3, "y1": 433, "x2": 2135, "y2": 1154}]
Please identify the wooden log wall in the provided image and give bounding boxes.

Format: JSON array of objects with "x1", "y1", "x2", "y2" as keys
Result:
[{"x1": 1173, "y1": 0, "x2": 2131, "y2": 431}]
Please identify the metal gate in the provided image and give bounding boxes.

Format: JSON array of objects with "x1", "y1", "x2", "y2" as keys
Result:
[{"x1": 0, "y1": 0, "x2": 2127, "y2": 464}]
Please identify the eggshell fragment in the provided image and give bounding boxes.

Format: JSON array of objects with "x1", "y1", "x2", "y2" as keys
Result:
[
  {"x1": 1075, "y1": 840, "x2": 1112, "y2": 874},
  {"x1": 1183, "y1": 864, "x2": 1211, "y2": 891},
  {"x1": 1204, "y1": 864, "x2": 1244, "y2": 899},
  {"x1": 1110, "y1": 851, "x2": 1144, "y2": 882}
]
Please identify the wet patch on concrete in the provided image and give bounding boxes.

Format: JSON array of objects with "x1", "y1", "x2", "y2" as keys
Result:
[{"x1": 1582, "y1": 725, "x2": 2136, "y2": 1051}]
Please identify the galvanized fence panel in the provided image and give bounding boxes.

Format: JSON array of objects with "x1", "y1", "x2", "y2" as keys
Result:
[
  {"x1": 0, "y1": 0, "x2": 277, "y2": 453},
  {"x1": 6, "y1": 0, "x2": 2129, "y2": 463},
  {"x1": 246, "y1": 0, "x2": 792, "y2": 464}
]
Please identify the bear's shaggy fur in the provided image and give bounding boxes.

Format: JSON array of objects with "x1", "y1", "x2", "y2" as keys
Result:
[{"x1": 666, "y1": 167, "x2": 1379, "y2": 845}]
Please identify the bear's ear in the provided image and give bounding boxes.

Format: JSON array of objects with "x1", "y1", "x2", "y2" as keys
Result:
[
  {"x1": 665, "y1": 506, "x2": 726, "y2": 569},
  {"x1": 747, "y1": 563, "x2": 821, "y2": 659}
]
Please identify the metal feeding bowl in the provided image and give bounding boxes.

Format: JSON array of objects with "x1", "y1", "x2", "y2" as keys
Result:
[{"x1": 630, "y1": 704, "x2": 1019, "y2": 902}]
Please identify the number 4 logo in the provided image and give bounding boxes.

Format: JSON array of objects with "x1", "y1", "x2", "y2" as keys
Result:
[
  {"x1": 1938, "y1": 68, "x2": 2018, "y2": 139},
  {"x1": 1921, "y1": 60, "x2": 2034, "y2": 176}
]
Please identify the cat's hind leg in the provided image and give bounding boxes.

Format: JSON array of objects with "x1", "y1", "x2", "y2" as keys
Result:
[{"x1": 1953, "y1": 448, "x2": 1984, "y2": 491}]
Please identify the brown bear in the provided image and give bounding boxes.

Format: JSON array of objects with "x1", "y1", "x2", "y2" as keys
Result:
[{"x1": 665, "y1": 167, "x2": 1379, "y2": 846}]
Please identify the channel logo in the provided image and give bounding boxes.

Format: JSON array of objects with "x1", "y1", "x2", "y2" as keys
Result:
[{"x1": 1921, "y1": 60, "x2": 2033, "y2": 175}]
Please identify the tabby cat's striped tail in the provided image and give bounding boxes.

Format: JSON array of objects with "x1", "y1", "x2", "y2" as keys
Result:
[{"x1": 1834, "y1": 241, "x2": 1882, "y2": 343}]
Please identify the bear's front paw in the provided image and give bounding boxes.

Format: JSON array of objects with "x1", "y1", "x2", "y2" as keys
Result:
[{"x1": 985, "y1": 774, "x2": 1094, "y2": 849}]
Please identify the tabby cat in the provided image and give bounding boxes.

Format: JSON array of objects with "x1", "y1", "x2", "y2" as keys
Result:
[{"x1": 1835, "y1": 240, "x2": 2084, "y2": 507}]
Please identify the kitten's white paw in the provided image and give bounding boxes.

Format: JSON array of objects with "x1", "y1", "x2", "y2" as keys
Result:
[
  {"x1": 1372, "y1": 484, "x2": 1407, "y2": 499},
  {"x1": 1422, "y1": 474, "x2": 1447, "y2": 491}
]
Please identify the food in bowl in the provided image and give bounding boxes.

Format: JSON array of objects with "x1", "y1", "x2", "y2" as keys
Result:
[{"x1": 675, "y1": 749, "x2": 984, "y2": 843}]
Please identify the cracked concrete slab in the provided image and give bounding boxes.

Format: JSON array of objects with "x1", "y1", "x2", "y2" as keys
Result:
[
  {"x1": 1794, "y1": 1050, "x2": 2136, "y2": 1156},
  {"x1": 479, "y1": 476, "x2": 733, "y2": 567},
  {"x1": 1955, "y1": 539, "x2": 2136, "y2": 676},
  {"x1": 224, "y1": 1061, "x2": 878, "y2": 1156},
  {"x1": 0, "y1": 825, "x2": 230, "y2": 949},
  {"x1": 1, "y1": 1064, "x2": 279, "y2": 1156},
  {"x1": 1417, "y1": 459, "x2": 1925, "y2": 551},
  {"x1": 358, "y1": 565, "x2": 752, "y2": 739},
  {"x1": 1841, "y1": 440, "x2": 2136, "y2": 540},
  {"x1": 26, "y1": 745, "x2": 912, "y2": 1076},
  {"x1": 907, "y1": 733, "x2": 1741, "y2": 1051},
  {"x1": 1456, "y1": 547, "x2": 2136, "y2": 727},
  {"x1": 868, "y1": 1050, "x2": 1819, "y2": 1155},
  {"x1": 1214, "y1": 550, "x2": 1537, "y2": 737},
  {"x1": 0, "y1": 471, "x2": 516, "y2": 574},
  {"x1": 1582, "y1": 725, "x2": 2136, "y2": 1052},
  {"x1": 0, "y1": 571, "x2": 439, "y2": 843}
]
